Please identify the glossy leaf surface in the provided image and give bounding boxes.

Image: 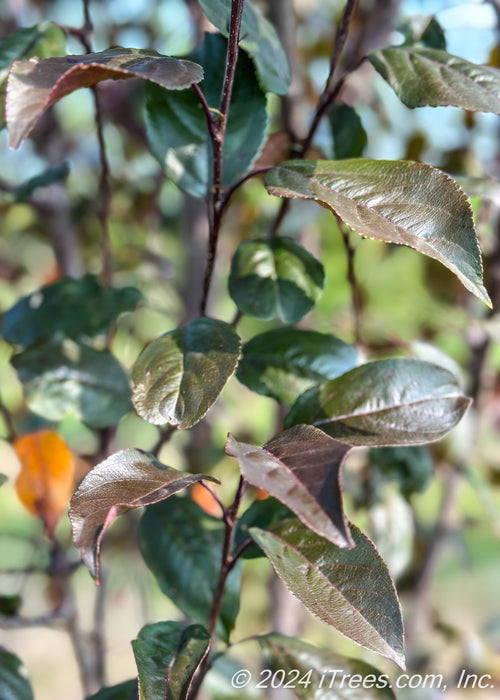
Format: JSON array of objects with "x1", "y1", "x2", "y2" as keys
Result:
[
  {"x1": 198, "y1": 0, "x2": 291, "y2": 95},
  {"x1": 227, "y1": 427, "x2": 353, "y2": 547},
  {"x1": 2, "y1": 275, "x2": 142, "y2": 346},
  {"x1": 229, "y1": 237, "x2": 324, "y2": 323},
  {"x1": 70, "y1": 448, "x2": 217, "y2": 581},
  {"x1": 0, "y1": 22, "x2": 66, "y2": 129},
  {"x1": 132, "y1": 318, "x2": 241, "y2": 428},
  {"x1": 146, "y1": 33, "x2": 267, "y2": 198},
  {"x1": 237, "y1": 327, "x2": 358, "y2": 404},
  {"x1": 132, "y1": 621, "x2": 210, "y2": 700},
  {"x1": 86, "y1": 680, "x2": 138, "y2": 700},
  {"x1": 140, "y1": 498, "x2": 241, "y2": 641},
  {"x1": 0, "y1": 648, "x2": 34, "y2": 700},
  {"x1": 368, "y1": 47, "x2": 500, "y2": 113},
  {"x1": 14, "y1": 430, "x2": 75, "y2": 537},
  {"x1": 265, "y1": 159, "x2": 490, "y2": 306},
  {"x1": 7, "y1": 47, "x2": 203, "y2": 148},
  {"x1": 257, "y1": 634, "x2": 397, "y2": 699},
  {"x1": 285, "y1": 358, "x2": 471, "y2": 446},
  {"x1": 12, "y1": 338, "x2": 131, "y2": 428},
  {"x1": 250, "y1": 519, "x2": 405, "y2": 668},
  {"x1": 328, "y1": 104, "x2": 367, "y2": 159}
]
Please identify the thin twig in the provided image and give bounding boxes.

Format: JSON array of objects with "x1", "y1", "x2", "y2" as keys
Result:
[
  {"x1": 79, "y1": 0, "x2": 113, "y2": 288},
  {"x1": 267, "y1": 0, "x2": 358, "y2": 238},
  {"x1": 191, "y1": 82, "x2": 217, "y2": 141},
  {"x1": 92, "y1": 91, "x2": 113, "y2": 288},
  {"x1": 220, "y1": 167, "x2": 271, "y2": 210},
  {"x1": 199, "y1": 0, "x2": 246, "y2": 316},
  {"x1": 187, "y1": 477, "x2": 247, "y2": 699},
  {"x1": 301, "y1": 0, "x2": 358, "y2": 156},
  {"x1": 90, "y1": 568, "x2": 107, "y2": 687},
  {"x1": 335, "y1": 215, "x2": 362, "y2": 343}
]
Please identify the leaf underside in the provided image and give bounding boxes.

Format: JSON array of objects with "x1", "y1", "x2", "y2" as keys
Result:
[
  {"x1": 226, "y1": 427, "x2": 353, "y2": 547},
  {"x1": 70, "y1": 448, "x2": 218, "y2": 581},
  {"x1": 7, "y1": 47, "x2": 203, "y2": 148}
]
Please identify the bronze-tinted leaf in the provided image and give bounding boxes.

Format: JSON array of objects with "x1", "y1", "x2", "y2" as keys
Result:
[
  {"x1": 69, "y1": 448, "x2": 218, "y2": 581},
  {"x1": 226, "y1": 426, "x2": 353, "y2": 548},
  {"x1": 7, "y1": 48, "x2": 203, "y2": 148}
]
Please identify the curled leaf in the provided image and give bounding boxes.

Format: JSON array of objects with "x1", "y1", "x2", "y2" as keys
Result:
[
  {"x1": 7, "y1": 48, "x2": 203, "y2": 148},
  {"x1": 226, "y1": 427, "x2": 353, "y2": 548},
  {"x1": 70, "y1": 448, "x2": 218, "y2": 581}
]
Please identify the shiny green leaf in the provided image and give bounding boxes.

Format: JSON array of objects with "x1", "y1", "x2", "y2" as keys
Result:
[
  {"x1": 2, "y1": 275, "x2": 143, "y2": 346},
  {"x1": 146, "y1": 33, "x2": 267, "y2": 198},
  {"x1": 70, "y1": 448, "x2": 218, "y2": 581},
  {"x1": 198, "y1": 0, "x2": 290, "y2": 95},
  {"x1": 258, "y1": 634, "x2": 397, "y2": 698},
  {"x1": 266, "y1": 159, "x2": 490, "y2": 306},
  {"x1": 328, "y1": 104, "x2": 367, "y2": 159},
  {"x1": 12, "y1": 338, "x2": 131, "y2": 428},
  {"x1": 237, "y1": 327, "x2": 358, "y2": 404},
  {"x1": 368, "y1": 47, "x2": 500, "y2": 113},
  {"x1": 132, "y1": 621, "x2": 210, "y2": 700},
  {"x1": 226, "y1": 427, "x2": 353, "y2": 547},
  {"x1": 285, "y1": 358, "x2": 471, "y2": 446},
  {"x1": 229, "y1": 237, "x2": 324, "y2": 322},
  {"x1": 0, "y1": 647, "x2": 34, "y2": 700},
  {"x1": 250, "y1": 519, "x2": 405, "y2": 668},
  {"x1": 140, "y1": 498, "x2": 241, "y2": 642},
  {"x1": 7, "y1": 48, "x2": 203, "y2": 148},
  {"x1": 132, "y1": 318, "x2": 240, "y2": 429}
]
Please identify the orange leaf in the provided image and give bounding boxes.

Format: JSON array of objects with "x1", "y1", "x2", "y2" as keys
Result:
[
  {"x1": 191, "y1": 482, "x2": 222, "y2": 517},
  {"x1": 14, "y1": 430, "x2": 75, "y2": 537}
]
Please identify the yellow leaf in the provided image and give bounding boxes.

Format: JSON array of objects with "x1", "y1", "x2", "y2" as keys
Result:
[{"x1": 14, "y1": 430, "x2": 75, "y2": 537}]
